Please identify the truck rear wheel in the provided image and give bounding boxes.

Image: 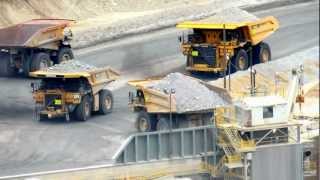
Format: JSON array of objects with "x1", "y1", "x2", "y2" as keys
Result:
[
  {"x1": 0, "y1": 53, "x2": 15, "y2": 77},
  {"x1": 233, "y1": 49, "x2": 249, "y2": 72},
  {"x1": 57, "y1": 47, "x2": 74, "y2": 64},
  {"x1": 258, "y1": 42, "x2": 271, "y2": 63},
  {"x1": 74, "y1": 95, "x2": 91, "y2": 121},
  {"x1": 31, "y1": 52, "x2": 52, "y2": 72},
  {"x1": 136, "y1": 111, "x2": 153, "y2": 132},
  {"x1": 98, "y1": 89, "x2": 113, "y2": 114}
]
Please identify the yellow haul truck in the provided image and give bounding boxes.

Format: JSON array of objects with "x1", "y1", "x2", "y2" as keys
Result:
[
  {"x1": 128, "y1": 73, "x2": 231, "y2": 132},
  {"x1": 176, "y1": 16, "x2": 279, "y2": 74},
  {"x1": 0, "y1": 19, "x2": 74, "y2": 77},
  {"x1": 30, "y1": 64, "x2": 119, "y2": 121}
]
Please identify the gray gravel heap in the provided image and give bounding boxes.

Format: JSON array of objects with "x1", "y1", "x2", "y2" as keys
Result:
[
  {"x1": 199, "y1": 7, "x2": 258, "y2": 23},
  {"x1": 46, "y1": 60, "x2": 98, "y2": 73},
  {"x1": 147, "y1": 72, "x2": 229, "y2": 113}
]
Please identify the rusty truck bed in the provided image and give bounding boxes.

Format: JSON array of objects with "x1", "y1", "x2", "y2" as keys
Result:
[{"x1": 0, "y1": 19, "x2": 73, "y2": 48}]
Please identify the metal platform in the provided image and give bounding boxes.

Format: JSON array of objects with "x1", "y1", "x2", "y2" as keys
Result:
[{"x1": 113, "y1": 125, "x2": 218, "y2": 164}]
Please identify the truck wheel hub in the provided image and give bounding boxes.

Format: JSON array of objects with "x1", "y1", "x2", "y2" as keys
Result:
[
  {"x1": 261, "y1": 49, "x2": 269, "y2": 63},
  {"x1": 84, "y1": 102, "x2": 90, "y2": 116},
  {"x1": 139, "y1": 118, "x2": 149, "y2": 131},
  {"x1": 238, "y1": 56, "x2": 246, "y2": 70},
  {"x1": 39, "y1": 60, "x2": 48, "y2": 70},
  {"x1": 105, "y1": 96, "x2": 112, "y2": 110},
  {"x1": 61, "y1": 54, "x2": 71, "y2": 62}
]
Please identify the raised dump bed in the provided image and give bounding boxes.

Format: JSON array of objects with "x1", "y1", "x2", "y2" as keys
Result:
[
  {"x1": 30, "y1": 61, "x2": 120, "y2": 121},
  {"x1": 176, "y1": 8, "x2": 279, "y2": 74},
  {"x1": 0, "y1": 19, "x2": 75, "y2": 76},
  {"x1": 128, "y1": 72, "x2": 231, "y2": 132}
]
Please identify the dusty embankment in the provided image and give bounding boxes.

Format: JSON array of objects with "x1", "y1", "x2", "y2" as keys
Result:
[{"x1": 0, "y1": 0, "x2": 294, "y2": 49}]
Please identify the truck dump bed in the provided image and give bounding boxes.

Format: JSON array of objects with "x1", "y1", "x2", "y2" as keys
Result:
[
  {"x1": 0, "y1": 19, "x2": 73, "y2": 48},
  {"x1": 128, "y1": 73, "x2": 231, "y2": 113},
  {"x1": 30, "y1": 61, "x2": 120, "y2": 94},
  {"x1": 177, "y1": 16, "x2": 279, "y2": 45}
]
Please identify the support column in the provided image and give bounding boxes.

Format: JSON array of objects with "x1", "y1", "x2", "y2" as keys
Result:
[
  {"x1": 297, "y1": 126, "x2": 301, "y2": 143},
  {"x1": 243, "y1": 153, "x2": 248, "y2": 180}
]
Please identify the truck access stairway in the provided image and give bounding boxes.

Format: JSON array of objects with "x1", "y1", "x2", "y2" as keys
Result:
[{"x1": 215, "y1": 107, "x2": 256, "y2": 179}]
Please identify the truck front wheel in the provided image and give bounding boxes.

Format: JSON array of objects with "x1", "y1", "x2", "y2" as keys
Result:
[
  {"x1": 135, "y1": 111, "x2": 153, "y2": 132},
  {"x1": 74, "y1": 95, "x2": 92, "y2": 121},
  {"x1": 0, "y1": 53, "x2": 15, "y2": 77},
  {"x1": 98, "y1": 89, "x2": 113, "y2": 114},
  {"x1": 31, "y1": 52, "x2": 52, "y2": 72}
]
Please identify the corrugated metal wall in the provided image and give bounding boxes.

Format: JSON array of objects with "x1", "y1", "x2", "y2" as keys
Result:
[{"x1": 251, "y1": 143, "x2": 303, "y2": 180}]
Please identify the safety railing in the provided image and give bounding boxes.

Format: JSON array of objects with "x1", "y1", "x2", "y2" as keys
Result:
[{"x1": 215, "y1": 107, "x2": 237, "y2": 126}]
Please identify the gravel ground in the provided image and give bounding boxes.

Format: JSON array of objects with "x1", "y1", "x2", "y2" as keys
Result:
[{"x1": 147, "y1": 72, "x2": 229, "y2": 113}]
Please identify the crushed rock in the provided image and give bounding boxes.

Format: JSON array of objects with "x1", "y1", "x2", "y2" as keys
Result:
[
  {"x1": 199, "y1": 7, "x2": 258, "y2": 23},
  {"x1": 46, "y1": 60, "x2": 98, "y2": 73},
  {"x1": 147, "y1": 72, "x2": 229, "y2": 113}
]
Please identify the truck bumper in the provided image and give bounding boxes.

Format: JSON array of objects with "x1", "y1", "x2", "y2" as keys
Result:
[
  {"x1": 39, "y1": 110, "x2": 67, "y2": 119},
  {"x1": 186, "y1": 65, "x2": 224, "y2": 73}
]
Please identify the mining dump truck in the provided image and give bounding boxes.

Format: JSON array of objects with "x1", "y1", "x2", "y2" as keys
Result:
[
  {"x1": 176, "y1": 16, "x2": 279, "y2": 74},
  {"x1": 0, "y1": 19, "x2": 74, "y2": 77},
  {"x1": 128, "y1": 73, "x2": 231, "y2": 132},
  {"x1": 30, "y1": 61, "x2": 119, "y2": 121}
]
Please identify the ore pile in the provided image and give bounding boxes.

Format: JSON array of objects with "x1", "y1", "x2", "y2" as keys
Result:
[
  {"x1": 199, "y1": 7, "x2": 258, "y2": 23},
  {"x1": 46, "y1": 61, "x2": 98, "y2": 73},
  {"x1": 147, "y1": 73, "x2": 229, "y2": 113}
]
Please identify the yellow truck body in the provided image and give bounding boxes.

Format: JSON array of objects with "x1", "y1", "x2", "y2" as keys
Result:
[
  {"x1": 176, "y1": 16, "x2": 279, "y2": 73},
  {"x1": 31, "y1": 66, "x2": 120, "y2": 121},
  {"x1": 128, "y1": 76, "x2": 231, "y2": 132},
  {"x1": 128, "y1": 78, "x2": 178, "y2": 113}
]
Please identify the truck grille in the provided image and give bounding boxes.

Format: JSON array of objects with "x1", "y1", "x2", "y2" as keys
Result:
[
  {"x1": 191, "y1": 45, "x2": 216, "y2": 67},
  {"x1": 45, "y1": 94, "x2": 62, "y2": 109}
]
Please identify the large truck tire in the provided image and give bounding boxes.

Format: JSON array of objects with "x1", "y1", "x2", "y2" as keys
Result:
[
  {"x1": 232, "y1": 49, "x2": 249, "y2": 72},
  {"x1": 74, "y1": 95, "x2": 92, "y2": 121},
  {"x1": 135, "y1": 111, "x2": 153, "y2": 132},
  {"x1": 0, "y1": 53, "x2": 15, "y2": 77},
  {"x1": 31, "y1": 52, "x2": 52, "y2": 72},
  {"x1": 57, "y1": 47, "x2": 74, "y2": 64},
  {"x1": 98, "y1": 89, "x2": 113, "y2": 114},
  {"x1": 253, "y1": 42, "x2": 271, "y2": 64}
]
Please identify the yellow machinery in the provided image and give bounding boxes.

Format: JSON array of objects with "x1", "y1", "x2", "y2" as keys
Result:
[
  {"x1": 0, "y1": 19, "x2": 75, "y2": 77},
  {"x1": 176, "y1": 16, "x2": 279, "y2": 74},
  {"x1": 128, "y1": 76, "x2": 231, "y2": 132},
  {"x1": 30, "y1": 66, "x2": 119, "y2": 121}
]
